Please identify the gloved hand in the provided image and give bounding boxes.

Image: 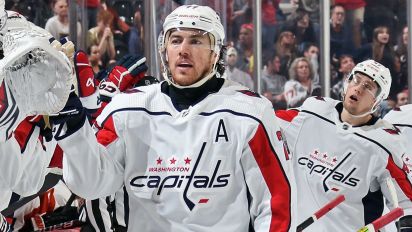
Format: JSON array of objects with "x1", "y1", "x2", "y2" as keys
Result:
[
  {"x1": 49, "y1": 86, "x2": 86, "y2": 140},
  {"x1": 99, "y1": 55, "x2": 148, "y2": 103},
  {"x1": 73, "y1": 50, "x2": 100, "y2": 114}
]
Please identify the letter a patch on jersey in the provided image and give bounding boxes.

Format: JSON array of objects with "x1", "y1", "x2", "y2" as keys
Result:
[{"x1": 215, "y1": 119, "x2": 229, "y2": 142}]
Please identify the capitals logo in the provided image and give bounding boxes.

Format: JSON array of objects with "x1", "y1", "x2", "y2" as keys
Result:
[
  {"x1": 298, "y1": 150, "x2": 360, "y2": 192},
  {"x1": 129, "y1": 142, "x2": 231, "y2": 210}
]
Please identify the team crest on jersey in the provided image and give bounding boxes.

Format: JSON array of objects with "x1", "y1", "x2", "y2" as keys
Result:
[
  {"x1": 298, "y1": 149, "x2": 360, "y2": 192},
  {"x1": 383, "y1": 127, "x2": 401, "y2": 135},
  {"x1": 237, "y1": 90, "x2": 261, "y2": 98},
  {"x1": 129, "y1": 142, "x2": 231, "y2": 211}
]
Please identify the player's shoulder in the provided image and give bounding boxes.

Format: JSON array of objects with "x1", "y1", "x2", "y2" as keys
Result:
[
  {"x1": 300, "y1": 96, "x2": 340, "y2": 115},
  {"x1": 358, "y1": 118, "x2": 406, "y2": 155},
  {"x1": 217, "y1": 79, "x2": 273, "y2": 113},
  {"x1": 100, "y1": 83, "x2": 161, "y2": 117},
  {"x1": 384, "y1": 104, "x2": 412, "y2": 126}
]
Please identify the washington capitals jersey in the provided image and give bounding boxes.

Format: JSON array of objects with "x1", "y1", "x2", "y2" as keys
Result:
[
  {"x1": 276, "y1": 96, "x2": 412, "y2": 232},
  {"x1": 0, "y1": 121, "x2": 56, "y2": 202},
  {"x1": 59, "y1": 80, "x2": 296, "y2": 232},
  {"x1": 384, "y1": 105, "x2": 412, "y2": 177}
]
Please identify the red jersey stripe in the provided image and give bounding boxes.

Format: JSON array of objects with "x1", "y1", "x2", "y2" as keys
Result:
[
  {"x1": 97, "y1": 116, "x2": 118, "y2": 147},
  {"x1": 249, "y1": 124, "x2": 291, "y2": 231},
  {"x1": 386, "y1": 156, "x2": 412, "y2": 201},
  {"x1": 275, "y1": 109, "x2": 299, "y2": 122}
]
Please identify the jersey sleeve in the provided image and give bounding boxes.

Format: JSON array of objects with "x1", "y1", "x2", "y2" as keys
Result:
[
  {"x1": 58, "y1": 101, "x2": 125, "y2": 200},
  {"x1": 378, "y1": 139, "x2": 412, "y2": 216},
  {"x1": 241, "y1": 104, "x2": 296, "y2": 232},
  {"x1": 0, "y1": 120, "x2": 53, "y2": 196}
]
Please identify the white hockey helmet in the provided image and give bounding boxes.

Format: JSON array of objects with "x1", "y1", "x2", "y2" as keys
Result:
[
  {"x1": 159, "y1": 5, "x2": 225, "y2": 54},
  {"x1": 344, "y1": 59, "x2": 392, "y2": 114}
]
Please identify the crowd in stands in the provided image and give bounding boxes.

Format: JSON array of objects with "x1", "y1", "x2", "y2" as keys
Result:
[
  {"x1": 7, "y1": 0, "x2": 409, "y2": 115},
  {"x1": 223, "y1": 0, "x2": 409, "y2": 117}
]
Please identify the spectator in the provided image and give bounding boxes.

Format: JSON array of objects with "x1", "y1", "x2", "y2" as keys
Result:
[
  {"x1": 88, "y1": 44, "x2": 102, "y2": 74},
  {"x1": 225, "y1": 47, "x2": 254, "y2": 90},
  {"x1": 355, "y1": 26, "x2": 396, "y2": 85},
  {"x1": 261, "y1": 0, "x2": 281, "y2": 48},
  {"x1": 88, "y1": 9, "x2": 116, "y2": 68},
  {"x1": 302, "y1": 42, "x2": 320, "y2": 85},
  {"x1": 236, "y1": 23, "x2": 254, "y2": 76},
  {"x1": 364, "y1": 0, "x2": 398, "y2": 43},
  {"x1": 396, "y1": 90, "x2": 409, "y2": 108},
  {"x1": 331, "y1": 54, "x2": 355, "y2": 99},
  {"x1": 395, "y1": 25, "x2": 409, "y2": 90},
  {"x1": 282, "y1": 8, "x2": 317, "y2": 50},
  {"x1": 333, "y1": 0, "x2": 366, "y2": 49},
  {"x1": 275, "y1": 30, "x2": 298, "y2": 78},
  {"x1": 330, "y1": 4, "x2": 354, "y2": 59},
  {"x1": 45, "y1": 0, "x2": 81, "y2": 41},
  {"x1": 128, "y1": 9, "x2": 144, "y2": 56},
  {"x1": 227, "y1": 0, "x2": 252, "y2": 42},
  {"x1": 261, "y1": 51, "x2": 287, "y2": 109},
  {"x1": 284, "y1": 57, "x2": 321, "y2": 108},
  {"x1": 86, "y1": 0, "x2": 101, "y2": 29}
]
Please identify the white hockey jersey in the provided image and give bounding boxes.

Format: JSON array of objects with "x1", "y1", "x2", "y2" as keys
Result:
[
  {"x1": 276, "y1": 96, "x2": 412, "y2": 232},
  {"x1": 59, "y1": 80, "x2": 296, "y2": 232},
  {"x1": 384, "y1": 104, "x2": 412, "y2": 177},
  {"x1": 0, "y1": 121, "x2": 56, "y2": 204}
]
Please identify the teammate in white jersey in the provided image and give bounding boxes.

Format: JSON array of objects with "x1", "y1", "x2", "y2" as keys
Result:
[
  {"x1": 276, "y1": 60, "x2": 412, "y2": 231},
  {"x1": 51, "y1": 4, "x2": 296, "y2": 232},
  {"x1": 384, "y1": 104, "x2": 412, "y2": 231}
]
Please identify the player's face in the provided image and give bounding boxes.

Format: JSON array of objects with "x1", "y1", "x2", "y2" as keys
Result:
[
  {"x1": 166, "y1": 29, "x2": 217, "y2": 86},
  {"x1": 343, "y1": 73, "x2": 379, "y2": 115}
]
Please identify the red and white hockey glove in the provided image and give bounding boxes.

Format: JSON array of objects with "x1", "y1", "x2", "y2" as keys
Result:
[
  {"x1": 99, "y1": 55, "x2": 148, "y2": 103},
  {"x1": 73, "y1": 50, "x2": 100, "y2": 114}
]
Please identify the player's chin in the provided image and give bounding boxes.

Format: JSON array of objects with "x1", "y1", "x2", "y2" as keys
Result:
[{"x1": 173, "y1": 75, "x2": 196, "y2": 86}]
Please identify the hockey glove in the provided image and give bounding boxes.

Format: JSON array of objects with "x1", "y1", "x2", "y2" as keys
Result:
[
  {"x1": 73, "y1": 50, "x2": 101, "y2": 114},
  {"x1": 99, "y1": 55, "x2": 148, "y2": 102},
  {"x1": 49, "y1": 86, "x2": 86, "y2": 140}
]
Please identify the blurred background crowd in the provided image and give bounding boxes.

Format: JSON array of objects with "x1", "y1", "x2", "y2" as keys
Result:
[{"x1": 5, "y1": 0, "x2": 410, "y2": 117}]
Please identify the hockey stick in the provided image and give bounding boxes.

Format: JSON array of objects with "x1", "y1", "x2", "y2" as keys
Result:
[
  {"x1": 296, "y1": 194, "x2": 345, "y2": 232},
  {"x1": 357, "y1": 207, "x2": 404, "y2": 232},
  {"x1": 1, "y1": 172, "x2": 62, "y2": 217}
]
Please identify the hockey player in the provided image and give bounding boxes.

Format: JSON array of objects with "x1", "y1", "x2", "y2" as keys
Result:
[
  {"x1": 384, "y1": 104, "x2": 412, "y2": 230},
  {"x1": 276, "y1": 59, "x2": 412, "y2": 231},
  {"x1": 51, "y1": 4, "x2": 296, "y2": 232}
]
